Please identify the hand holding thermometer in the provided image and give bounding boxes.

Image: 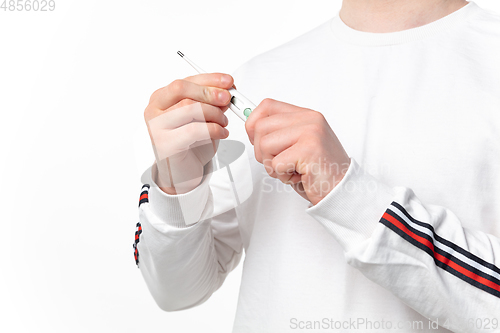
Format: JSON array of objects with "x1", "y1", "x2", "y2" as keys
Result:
[{"x1": 177, "y1": 51, "x2": 255, "y2": 122}]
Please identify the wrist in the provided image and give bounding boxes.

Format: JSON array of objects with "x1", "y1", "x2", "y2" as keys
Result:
[
  {"x1": 307, "y1": 158, "x2": 351, "y2": 206},
  {"x1": 153, "y1": 161, "x2": 205, "y2": 195}
]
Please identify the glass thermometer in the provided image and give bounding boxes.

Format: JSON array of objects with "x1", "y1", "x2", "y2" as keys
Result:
[{"x1": 177, "y1": 51, "x2": 255, "y2": 122}]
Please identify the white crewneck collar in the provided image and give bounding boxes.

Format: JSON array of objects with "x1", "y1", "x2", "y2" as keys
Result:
[{"x1": 330, "y1": 1, "x2": 481, "y2": 46}]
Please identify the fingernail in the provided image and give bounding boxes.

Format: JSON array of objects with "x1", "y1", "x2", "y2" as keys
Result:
[
  {"x1": 223, "y1": 128, "x2": 229, "y2": 136},
  {"x1": 223, "y1": 115, "x2": 228, "y2": 126},
  {"x1": 218, "y1": 91, "x2": 226, "y2": 102}
]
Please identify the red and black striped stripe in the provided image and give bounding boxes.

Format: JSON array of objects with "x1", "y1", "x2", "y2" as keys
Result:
[
  {"x1": 133, "y1": 222, "x2": 142, "y2": 266},
  {"x1": 380, "y1": 202, "x2": 500, "y2": 299},
  {"x1": 139, "y1": 184, "x2": 150, "y2": 206},
  {"x1": 134, "y1": 184, "x2": 149, "y2": 266}
]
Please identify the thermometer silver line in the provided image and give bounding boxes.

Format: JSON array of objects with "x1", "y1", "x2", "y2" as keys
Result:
[{"x1": 177, "y1": 51, "x2": 255, "y2": 122}]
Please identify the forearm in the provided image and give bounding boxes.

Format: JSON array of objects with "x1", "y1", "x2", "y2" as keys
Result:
[
  {"x1": 135, "y1": 160, "x2": 243, "y2": 311},
  {"x1": 307, "y1": 159, "x2": 500, "y2": 333},
  {"x1": 137, "y1": 204, "x2": 222, "y2": 311}
]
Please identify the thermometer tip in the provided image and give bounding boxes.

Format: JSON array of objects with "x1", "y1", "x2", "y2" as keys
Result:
[{"x1": 177, "y1": 51, "x2": 184, "y2": 58}]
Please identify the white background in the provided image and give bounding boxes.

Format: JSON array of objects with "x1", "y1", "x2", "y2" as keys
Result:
[{"x1": 0, "y1": 1, "x2": 499, "y2": 332}]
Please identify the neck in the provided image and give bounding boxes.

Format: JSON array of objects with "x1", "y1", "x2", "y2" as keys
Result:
[{"x1": 339, "y1": 0, "x2": 469, "y2": 33}]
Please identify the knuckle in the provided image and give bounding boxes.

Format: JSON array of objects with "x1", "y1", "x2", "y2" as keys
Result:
[
  {"x1": 202, "y1": 87, "x2": 212, "y2": 101},
  {"x1": 169, "y1": 79, "x2": 185, "y2": 95},
  {"x1": 200, "y1": 103, "x2": 214, "y2": 120},
  {"x1": 311, "y1": 110, "x2": 326, "y2": 122},
  {"x1": 149, "y1": 87, "x2": 163, "y2": 103},
  {"x1": 143, "y1": 106, "x2": 152, "y2": 121},
  {"x1": 244, "y1": 118, "x2": 252, "y2": 132},
  {"x1": 144, "y1": 106, "x2": 161, "y2": 123},
  {"x1": 264, "y1": 160, "x2": 275, "y2": 177},
  {"x1": 254, "y1": 149, "x2": 262, "y2": 163},
  {"x1": 260, "y1": 134, "x2": 272, "y2": 151},
  {"x1": 271, "y1": 158, "x2": 280, "y2": 172},
  {"x1": 254, "y1": 118, "x2": 265, "y2": 134},
  {"x1": 203, "y1": 122, "x2": 212, "y2": 136},
  {"x1": 208, "y1": 122, "x2": 217, "y2": 133},
  {"x1": 261, "y1": 98, "x2": 274, "y2": 108},
  {"x1": 178, "y1": 99, "x2": 190, "y2": 107},
  {"x1": 308, "y1": 122, "x2": 324, "y2": 134},
  {"x1": 208, "y1": 123, "x2": 221, "y2": 137},
  {"x1": 219, "y1": 124, "x2": 227, "y2": 137}
]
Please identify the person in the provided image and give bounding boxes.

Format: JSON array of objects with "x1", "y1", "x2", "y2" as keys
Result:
[{"x1": 134, "y1": 0, "x2": 500, "y2": 332}]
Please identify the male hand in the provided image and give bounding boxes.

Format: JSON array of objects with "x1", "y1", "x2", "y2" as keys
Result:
[
  {"x1": 245, "y1": 98, "x2": 351, "y2": 205},
  {"x1": 144, "y1": 73, "x2": 233, "y2": 194}
]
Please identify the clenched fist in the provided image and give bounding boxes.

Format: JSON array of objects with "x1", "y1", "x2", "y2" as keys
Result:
[{"x1": 245, "y1": 98, "x2": 351, "y2": 205}]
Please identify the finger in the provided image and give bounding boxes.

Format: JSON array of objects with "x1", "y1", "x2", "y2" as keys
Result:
[
  {"x1": 170, "y1": 122, "x2": 229, "y2": 150},
  {"x1": 220, "y1": 103, "x2": 231, "y2": 113},
  {"x1": 245, "y1": 98, "x2": 303, "y2": 144},
  {"x1": 252, "y1": 111, "x2": 305, "y2": 154},
  {"x1": 271, "y1": 144, "x2": 302, "y2": 183},
  {"x1": 150, "y1": 79, "x2": 232, "y2": 110},
  {"x1": 158, "y1": 100, "x2": 228, "y2": 129},
  {"x1": 288, "y1": 172, "x2": 302, "y2": 185},
  {"x1": 211, "y1": 84, "x2": 236, "y2": 113},
  {"x1": 262, "y1": 144, "x2": 302, "y2": 183},
  {"x1": 255, "y1": 124, "x2": 304, "y2": 165},
  {"x1": 276, "y1": 169, "x2": 302, "y2": 185},
  {"x1": 183, "y1": 73, "x2": 234, "y2": 89}
]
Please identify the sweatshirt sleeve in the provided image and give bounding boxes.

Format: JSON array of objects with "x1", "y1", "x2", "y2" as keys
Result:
[
  {"x1": 306, "y1": 158, "x2": 500, "y2": 333},
  {"x1": 133, "y1": 159, "x2": 244, "y2": 311}
]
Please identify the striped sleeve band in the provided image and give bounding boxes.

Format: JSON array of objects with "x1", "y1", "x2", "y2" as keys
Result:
[
  {"x1": 379, "y1": 201, "x2": 500, "y2": 299},
  {"x1": 139, "y1": 184, "x2": 150, "y2": 207},
  {"x1": 134, "y1": 184, "x2": 149, "y2": 267},
  {"x1": 133, "y1": 222, "x2": 142, "y2": 267}
]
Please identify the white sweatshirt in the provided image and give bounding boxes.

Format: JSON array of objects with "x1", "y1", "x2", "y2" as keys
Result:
[{"x1": 134, "y1": 2, "x2": 500, "y2": 332}]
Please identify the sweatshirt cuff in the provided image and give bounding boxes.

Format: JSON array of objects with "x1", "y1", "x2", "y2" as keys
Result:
[
  {"x1": 146, "y1": 160, "x2": 214, "y2": 228},
  {"x1": 306, "y1": 158, "x2": 395, "y2": 252}
]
